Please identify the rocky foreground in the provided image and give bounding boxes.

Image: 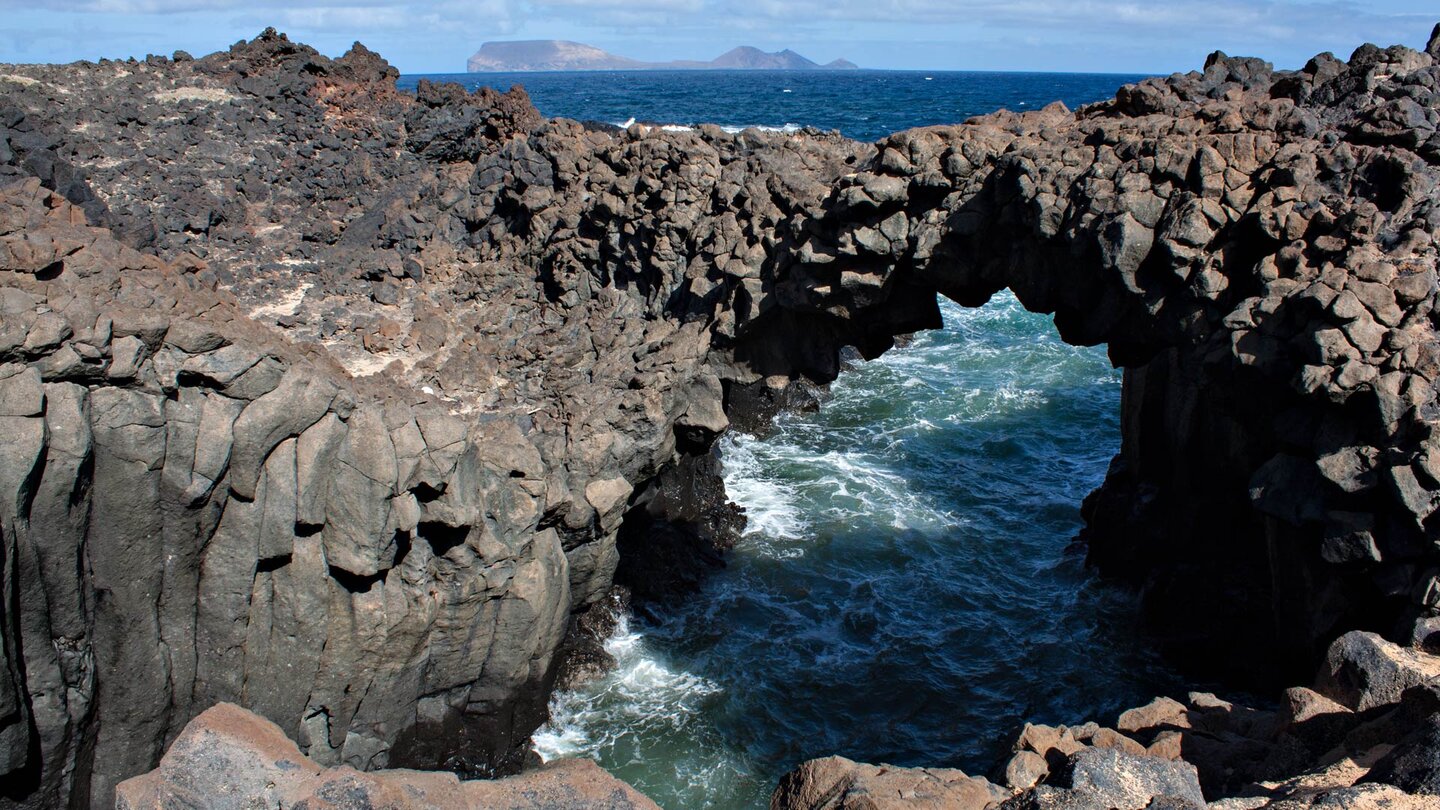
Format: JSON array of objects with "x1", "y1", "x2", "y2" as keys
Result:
[
  {"x1": 115, "y1": 629, "x2": 1440, "y2": 809},
  {"x1": 2, "y1": 20, "x2": 1440, "y2": 810},
  {"x1": 116, "y1": 703, "x2": 660, "y2": 810},
  {"x1": 772, "y1": 631, "x2": 1440, "y2": 809}
]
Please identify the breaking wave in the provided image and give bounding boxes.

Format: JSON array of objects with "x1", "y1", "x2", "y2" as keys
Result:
[
  {"x1": 533, "y1": 292, "x2": 1178, "y2": 809},
  {"x1": 615, "y1": 120, "x2": 804, "y2": 134}
]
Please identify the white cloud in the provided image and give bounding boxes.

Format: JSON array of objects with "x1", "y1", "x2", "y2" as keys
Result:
[
  {"x1": 534, "y1": 0, "x2": 703, "y2": 10},
  {"x1": 24, "y1": 0, "x2": 400, "y2": 9},
  {"x1": 13, "y1": 0, "x2": 1429, "y2": 41},
  {"x1": 4, "y1": 0, "x2": 1433, "y2": 71},
  {"x1": 271, "y1": 5, "x2": 415, "y2": 30}
]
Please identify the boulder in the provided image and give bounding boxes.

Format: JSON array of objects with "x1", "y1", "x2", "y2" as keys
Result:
[
  {"x1": 1004, "y1": 750, "x2": 1050, "y2": 790},
  {"x1": 997, "y1": 747, "x2": 1207, "y2": 809},
  {"x1": 1118, "y1": 697, "x2": 1192, "y2": 736},
  {"x1": 1316, "y1": 632, "x2": 1440, "y2": 711},
  {"x1": 1052, "y1": 747, "x2": 1205, "y2": 809},
  {"x1": 115, "y1": 703, "x2": 659, "y2": 810},
  {"x1": 1250, "y1": 782, "x2": 1433, "y2": 808},
  {"x1": 770, "y1": 755, "x2": 1007, "y2": 810},
  {"x1": 1283, "y1": 687, "x2": 1351, "y2": 725},
  {"x1": 1360, "y1": 714, "x2": 1440, "y2": 795}
]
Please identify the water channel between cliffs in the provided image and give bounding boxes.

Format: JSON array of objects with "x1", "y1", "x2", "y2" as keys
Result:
[{"x1": 533, "y1": 293, "x2": 1188, "y2": 809}]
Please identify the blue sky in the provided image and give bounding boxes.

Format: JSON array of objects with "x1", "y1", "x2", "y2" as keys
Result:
[{"x1": 1, "y1": 1, "x2": 1436, "y2": 74}]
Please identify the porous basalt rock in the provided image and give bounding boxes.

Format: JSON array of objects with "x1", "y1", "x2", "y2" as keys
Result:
[
  {"x1": 551, "y1": 586, "x2": 632, "y2": 691},
  {"x1": 115, "y1": 703, "x2": 659, "y2": 809},
  {"x1": 775, "y1": 632, "x2": 1440, "y2": 809},
  {"x1": 769, "y1": 755, "x2": 1009, "y2": 810},
  {"x1": 1, "y1": 23, "x2": 1439, "y2": 810}
]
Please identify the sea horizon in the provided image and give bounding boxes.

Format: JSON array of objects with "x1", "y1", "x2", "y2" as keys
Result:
[{"x1": 397, "y1": 68, "x2": 1153, "y2": 142}]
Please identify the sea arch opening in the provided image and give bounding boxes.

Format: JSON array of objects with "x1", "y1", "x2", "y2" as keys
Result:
[
  {"x1": 543, "y1": 291, "x2": 1184, "y2": 810},
  {"x1": 555, "y1": 96, "x2": 1435, "y2": 801}
]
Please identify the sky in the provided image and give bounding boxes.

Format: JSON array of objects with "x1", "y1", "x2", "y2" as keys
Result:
[{"x1": 0, "y1": 1, "x2": 1436, "y2": 74}]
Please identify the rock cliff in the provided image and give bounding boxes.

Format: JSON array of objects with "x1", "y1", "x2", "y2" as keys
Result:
[{"x1": 1, "y1": 23, "x2": 1439, "y2": 809}]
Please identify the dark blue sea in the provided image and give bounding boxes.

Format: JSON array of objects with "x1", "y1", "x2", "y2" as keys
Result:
[
  {"x1": 398, "y1": 70, "x2": 1148, "y2": 143},
  {"x1": 400, "y1": 70, "x2": 1178, "y2": 809}
]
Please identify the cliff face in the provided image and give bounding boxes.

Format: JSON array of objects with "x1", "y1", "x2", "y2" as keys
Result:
[{"x1": 1, "y1": 25, "x2": 1439, "y2": 809}]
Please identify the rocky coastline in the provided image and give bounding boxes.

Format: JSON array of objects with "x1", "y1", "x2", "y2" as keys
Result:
[
  {"x1": 1, "y1": 22, "x2": 1439, "y2": 809},
  {"x1": 772, "y1": 629, "x2": 1440, "y2": 809}
]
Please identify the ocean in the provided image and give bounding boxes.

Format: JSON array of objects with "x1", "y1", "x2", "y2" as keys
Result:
[
  {"x1": 400, "y1": 69, "x2": 1177, "y2": 809},
  {"x1": 397, "y1": 69, "x2": 1150, "y2": 142}
]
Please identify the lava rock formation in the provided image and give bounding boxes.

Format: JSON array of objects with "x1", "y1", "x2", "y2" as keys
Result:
[{"x1": 1, "y1": 23, "x2": 1440, "y2": 809}]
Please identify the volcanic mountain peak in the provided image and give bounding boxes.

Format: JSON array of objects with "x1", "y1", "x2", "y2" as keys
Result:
[{"x1": 466, "y1": 40, "x2": 858, "y2": 72}]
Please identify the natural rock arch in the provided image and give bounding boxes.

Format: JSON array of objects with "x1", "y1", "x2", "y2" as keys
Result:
[
  {"x1": 0, "y1": 26, "x2": 1438, "y2": 809},
  {"x1": 698, "y1": 48, "x2": 1440, "y2": 685}
]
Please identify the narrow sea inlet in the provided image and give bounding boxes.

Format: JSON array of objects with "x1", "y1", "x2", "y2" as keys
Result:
[
  {"x1": 390, "y1": 68, "x2": 1189, "y2": 809},
  {"x1": 7, "y1": 20, "x2": 1439, "y2": 809},
  {"x1": 532, "y1": 295, "x2": 1182, "y2": 809}
]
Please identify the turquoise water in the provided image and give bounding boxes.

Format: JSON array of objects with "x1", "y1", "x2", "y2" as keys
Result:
[{"x1": 533, "y1": 296, "x2": 1180, "y2": 809}]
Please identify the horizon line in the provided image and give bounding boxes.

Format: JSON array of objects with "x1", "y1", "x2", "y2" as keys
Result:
[{"x1": 423, "y1": 67, "x2": 1161, "y2": 77}]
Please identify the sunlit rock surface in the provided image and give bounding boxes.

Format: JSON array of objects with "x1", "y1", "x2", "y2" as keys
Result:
[{"x1": 1, "y1": 22, "x2": 1439, "y2": 809}]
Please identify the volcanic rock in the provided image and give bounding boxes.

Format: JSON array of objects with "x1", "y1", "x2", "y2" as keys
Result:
[
  {"x1": 769, "y1": 755, "x2": 1008, "y2": 809},
  {"x1": 1316, "y1": 631, "x2": 1440, "y2": 711},
  {"x1": 1, "y1": 22, "x2": 1440, "y2": 810},
  {"x1": 1043, "y1": 746, "x2": 1205, "y2": 809},
  {"x1": 1361, "y1": 713, "x2": 1440, "y2": 795},
  {"x1": 115, "y1": 703, "x2": 658, "y2": 809}
]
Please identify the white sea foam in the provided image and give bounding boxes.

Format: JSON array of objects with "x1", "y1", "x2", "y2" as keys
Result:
[
  {"x1": 935, "y1": 383, "x2": 1049, "y2": 424},
  {"x1": 720, "y1": 433, "x2": 809, "y2": 548},
  {"x1": 725, "y1": 426, "x2": 963, "y2": 539},
  {"x1": 808, "y1": 448, "x2": 960, "y2": 531},
  {"x1": 528, "y1": 282, "x2": 1127, "y2": 808},
  {"x1": 533, "y1": 613, "x2": 720, "y2": 760},
  {"x1": 721, "y1": 123, "x2": 802, "y2": 134},
  {"x1": 612, "y1": 119, "x2": 803, "y2": 135}
]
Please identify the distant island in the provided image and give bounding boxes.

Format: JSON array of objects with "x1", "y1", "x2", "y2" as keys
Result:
[{"x1": 466, "y1": 40, "x2": 859, "y2": 72}]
